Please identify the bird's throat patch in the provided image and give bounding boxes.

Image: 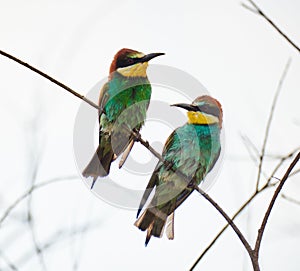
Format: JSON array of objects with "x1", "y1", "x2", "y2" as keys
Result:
[
  {"x1": 117, "y1": 62, "x2": 148, "y2": 77},
  {"x1": 187, "y1": 111, "x2": 219, "y2": 125}
]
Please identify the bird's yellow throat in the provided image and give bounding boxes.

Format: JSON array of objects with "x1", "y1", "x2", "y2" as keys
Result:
[
  {"x1": 187, "y1": 111, "x2": 219, "y2": 125},
  {"x1": 117, "y1": 62, "x2": 148, "y2": 77}
]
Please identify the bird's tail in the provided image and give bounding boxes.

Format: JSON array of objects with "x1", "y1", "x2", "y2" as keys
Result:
[
  {"x1": 134, "y1": 203, "x2": 173, "y2": 246},
  {"x1": 82, "y1": 135, "x2": 115, "y2": 182},
  {"x1": 135, "y1": 186, "x2": 193, "y2": 245}
]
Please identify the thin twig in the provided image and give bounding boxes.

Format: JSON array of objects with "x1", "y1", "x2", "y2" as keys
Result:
[
  {"x1": 244, "y1": 0, "x2": 300, "y2": 53},
  {"x1": 0, "y1": 176, "x2": 78, "y2": 227},
  {"x1": 282, "y1": 194, "x2": 300, "y2": 206},
  {"x1": 290, "y1": 168, "x2": 300, "y2": 177},
  {"x1": 255, "y1": 59, "x2": 291, "y2": 191},
  {"x1": 241, "y1": 3, "x2": 260, "y2": 15},
  {"x1": 0, "y1": 251, "x2": 19, "y2": 271},
  {"x1": 254, "y1": 152, "x2": 300, "y2": 256},
  {"x1": 240, "y1": 134, "x2": 260, "y2": 163},
  {"x1": 266, "y1": 147, "x2": 300, "y2": 185}
]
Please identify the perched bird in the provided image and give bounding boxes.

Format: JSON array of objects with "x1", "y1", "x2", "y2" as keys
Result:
[
  {"x1": 135, "y1": 95, "x2": 223, "y2": 246},
  {"x1": 83, "y1": 48, "x2": 164, "y2": 189}
]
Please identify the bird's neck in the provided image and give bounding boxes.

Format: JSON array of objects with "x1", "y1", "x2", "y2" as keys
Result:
[{"x1": 187, "y1": 111, "x2": 219, "y2": 125}]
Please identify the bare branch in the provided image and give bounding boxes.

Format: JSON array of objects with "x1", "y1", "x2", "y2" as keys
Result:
[
  {"x1": 243, "y1": 0, "x2": 300, "y2": 53},
  {"x1": 255, "y1": 59, "x2": 291, "y2": 191},
  {"x1": 254, "y1": 152, "x2": 300, "y2": 255}
]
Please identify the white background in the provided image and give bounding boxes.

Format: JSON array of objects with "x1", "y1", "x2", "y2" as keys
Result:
[{"x1": 0, "y1": 0, "x2": 299, "y2": 270}]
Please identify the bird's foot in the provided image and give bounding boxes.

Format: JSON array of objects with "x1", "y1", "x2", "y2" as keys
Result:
[{"x1": 187, "y1": 179, "x2": 196, "y2": 189}]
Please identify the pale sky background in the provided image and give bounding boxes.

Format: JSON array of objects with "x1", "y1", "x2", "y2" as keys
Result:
[{"x1": 0, "y1": 0, "x2": 300, "y2": 270}]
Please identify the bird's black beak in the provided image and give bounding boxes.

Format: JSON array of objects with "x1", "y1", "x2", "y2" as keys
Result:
[
  {"x1": 171, "y1": 103, "x2": 199, "y2": 112},
  {"x1": 141, "y1": 52, "x2": 165, "y2": 62}
]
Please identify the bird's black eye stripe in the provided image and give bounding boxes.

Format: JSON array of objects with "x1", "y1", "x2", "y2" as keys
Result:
[
  {"x1": 197, "y1": 104, "x2": 220, "y2": 118},
  {"x1": 116, "y1": 57, "x2": 140, "y2": 68}
]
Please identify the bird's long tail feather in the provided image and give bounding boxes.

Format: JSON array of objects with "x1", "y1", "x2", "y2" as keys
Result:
[
  {"x1": 118, "y1": 140, "x2": 134, "y2": 169},
  {"x1": 82, "y1": 135, "x2": 115, "y2": 184},
  {"x1": 135, "y1": 201, "x2": 174, "y2": 246}
]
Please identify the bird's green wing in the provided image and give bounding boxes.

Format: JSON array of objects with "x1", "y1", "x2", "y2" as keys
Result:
[
  {"x1": 158, "y1": 128, "x2": 196, "y2": 213},
  {"x1": 98, "y1": 82, "x2": 109, "y2": 121},
  {"x1": 162, "y1": 130, "x2": 177, "y2": 157},
  {"x1": 137, "y1": 127, "x2": 192, "y2": 218},
  {"x1": 136, "y1": 130, "x2": 177, "y2": 218},
  {"x1": 137, "y1": 131, "x2": 176, "y2": 217}
]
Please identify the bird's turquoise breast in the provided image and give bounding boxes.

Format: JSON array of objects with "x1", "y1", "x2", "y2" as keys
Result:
[{"x1": 104, "y1": 74, "x2": 151, "y2": 129}]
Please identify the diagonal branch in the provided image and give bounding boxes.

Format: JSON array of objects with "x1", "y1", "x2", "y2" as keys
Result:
[
  {"x1": 243, "y1": 0, "x2": 300, "y2": 53},
  {"x1": 254, "y1": 151, "x2": 300, "y2": 255}
]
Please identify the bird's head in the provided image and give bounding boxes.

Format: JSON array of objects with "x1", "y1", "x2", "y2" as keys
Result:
[
  {"x1": 172, "y1": 95, "x2": 223, "y2": 128},
  {"x1": 109, "y1": 48, "x2": 164, "y2": 78}
]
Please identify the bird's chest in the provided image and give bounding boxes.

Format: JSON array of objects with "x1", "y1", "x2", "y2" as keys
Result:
[
  {"x1": 162, "y1": 125, "x2": 220, "y2": 183},
  {"x1": 103, "y1": 80, "x2": 151, "y2": 132}
]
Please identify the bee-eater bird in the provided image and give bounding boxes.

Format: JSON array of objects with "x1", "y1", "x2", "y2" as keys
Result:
[
  {"x1": 135, "y1": 95, "x2": 223, "y2": 246},
  {"x1": 83, "y1": 48, "x2": 164, "y2": 189}
]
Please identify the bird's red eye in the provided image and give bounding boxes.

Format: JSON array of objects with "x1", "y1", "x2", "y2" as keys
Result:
[{"x1": 127, "y1": 58, "x2": 134, "y2": 64}]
